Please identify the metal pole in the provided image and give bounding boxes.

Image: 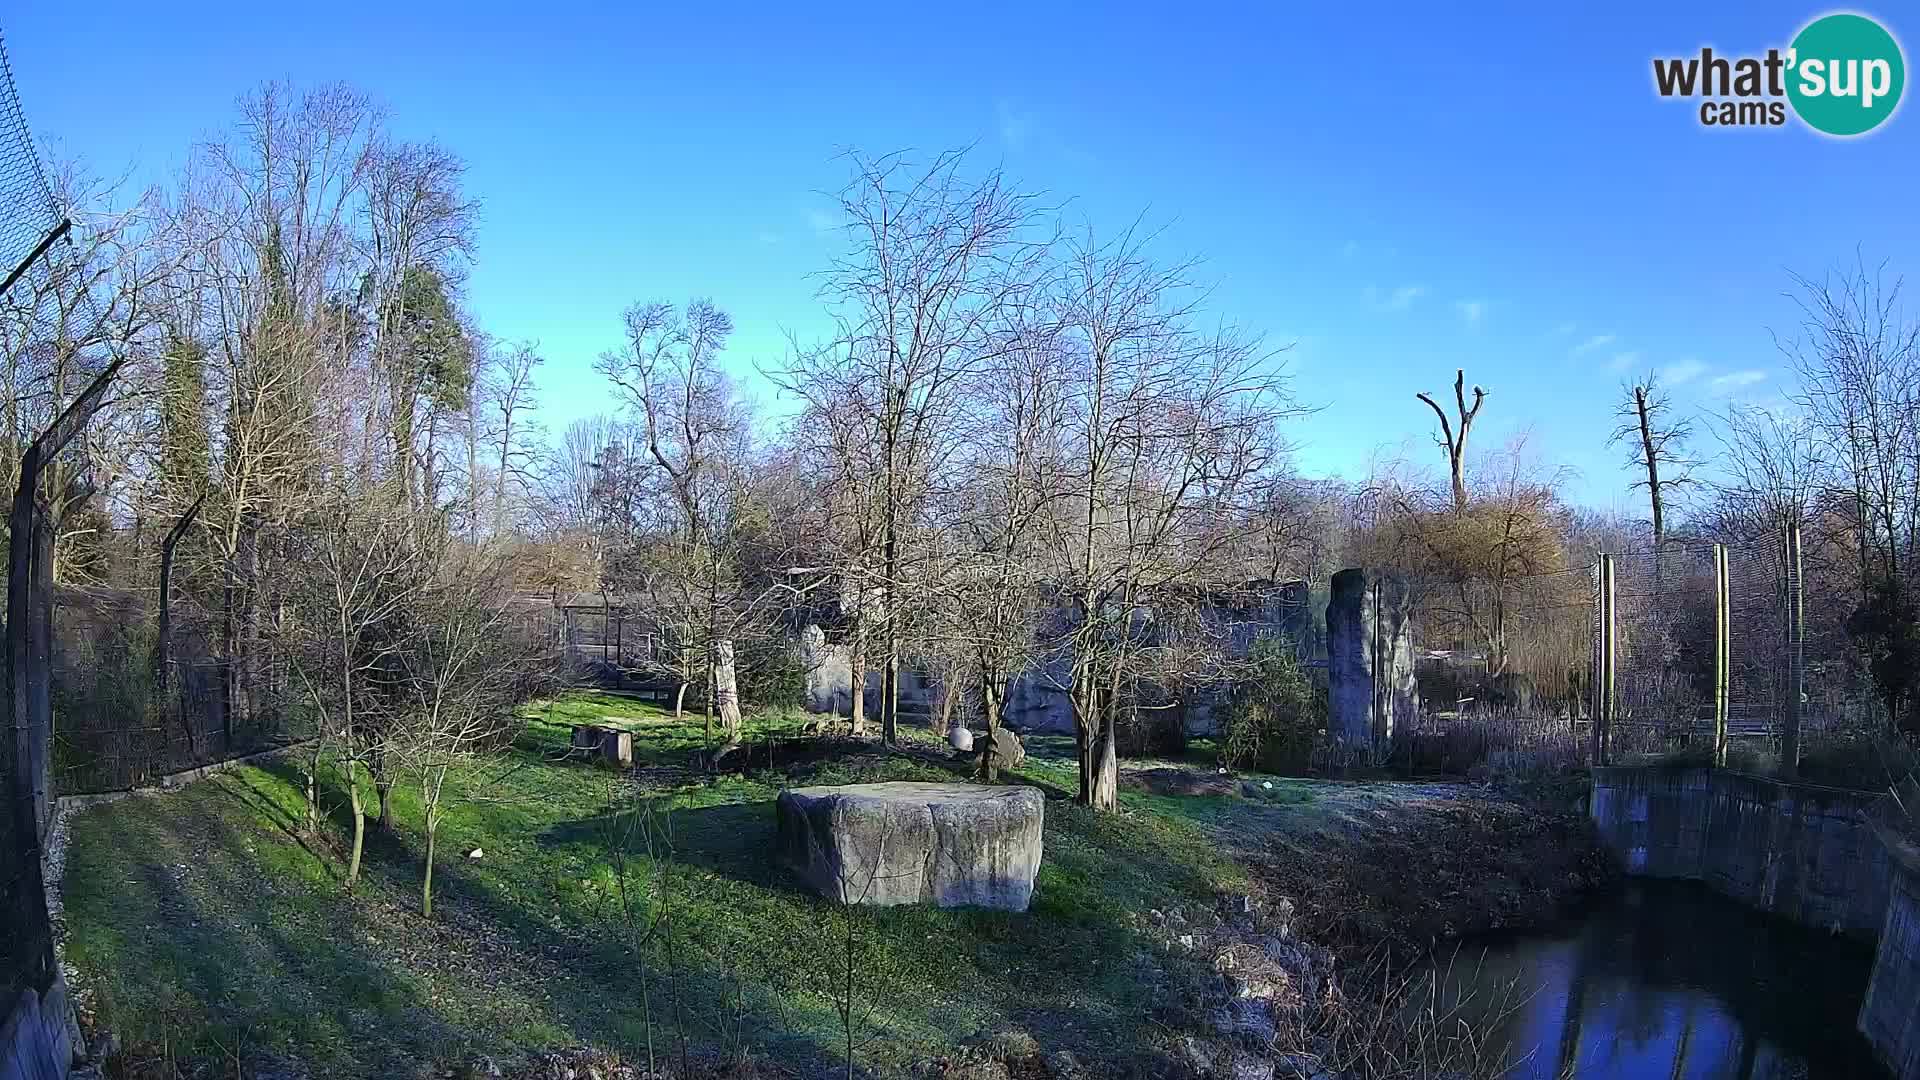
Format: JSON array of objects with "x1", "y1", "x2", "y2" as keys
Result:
[
  {"x1": 1591, "y1": 555, "x2": 1616, "y2": 767},
  {"x1": 1720, "y1": 538, "x2": 1735, "y2": 764},
  {"x1": 1782, "y1": 524, "x2": 1805, "y2": 778},
  {"x1": 0, "y1": 218, "x2": 71, "y2": 298}
]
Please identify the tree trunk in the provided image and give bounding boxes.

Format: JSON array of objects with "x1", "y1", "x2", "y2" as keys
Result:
[
  {"x1": 849, "y1": 614, "x2": 867, "y2": 736},
  {"x1": 713, "y1": 638, "x2": 743, "y2": 740},
  {"x1": 936, "y1": 672, "x2": 960, "y2": 739},
  {"x1": 222, "y1": 580, "x2": 238, "y2": 746},
  {"x1": 240, "y1": 520, "x2": 262, "y2": 732},
  {"x1": 376, "y1": 771, "x2": 394, "y2": 831},
  {"x1": 154, "y1": 497, "x2": 205, "y2": 730},
  {"x1": 1071, "y1": 671, "x2": 1120, "y2": 811},
  {"x1": 1073, "y1": 671, "x2": 1096, "y2": 805},
  {"x1": 673, "y1": 680, "x2": 689, "y2": 719},
  {"x1": 1635, "y1": 386, "x2": 1665, "y2": 545},
  {"x1": 881, "y1": 647, "x2": 899, "y2": 745},
  {"x1": 305, "y1": 742, "x2": 322, "y2": 838},
  {"x1": 345, "y1": 758, "x2": 366, "y2": 886},
  {"x1": 978, "y1": 663, "x2": 1004, "y2": 782},
  {"x1": 422, "y1": 817, "x2": 438, "y2": 918},
  {"x1": 1091, "y1": 716, "x2": 1119, "y2": 812}
]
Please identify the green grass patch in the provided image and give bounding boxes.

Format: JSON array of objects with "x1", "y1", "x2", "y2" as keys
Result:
[{"x1": 61, "y1": 692, "x2": 1251, "y2": 1077}]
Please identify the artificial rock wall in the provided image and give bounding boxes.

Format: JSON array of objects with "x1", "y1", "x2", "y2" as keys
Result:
[
  {"x1": 1590, "y1": 765, "x2": 1920, "y2": 1078},
  {"x1": 797, "y1": 580, "x2": 1314, "y2": 737},
  {"x1": 1325, "y1": 569, "x2": 1416, "y2": 752}
]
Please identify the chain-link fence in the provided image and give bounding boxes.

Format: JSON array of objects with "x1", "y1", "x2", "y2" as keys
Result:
[
  {"x1": 1591, "y1": 530, "x2": 1872, "y2": 768},
  {"x1": 45, "y1": 585, "x2": 285, "y2": 795},
  {"x1": 1, "y1": 19, "x2": 69, "y2": 1017}
]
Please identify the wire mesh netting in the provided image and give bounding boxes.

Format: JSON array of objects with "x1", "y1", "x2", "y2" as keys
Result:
[
  {"x1": 1, "y1": 21, "x2": 67, "y2": 1011},
  {"x1": 1602, "y1": 535, "x2": 1804, "y2": 752},
  {"x1": 1609, "y1": 544, "x2": 1721, "y2": 740}
]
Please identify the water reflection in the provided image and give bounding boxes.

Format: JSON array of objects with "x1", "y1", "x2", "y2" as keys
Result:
[{"x1": 1421, "y1": 880, "x2": 1887, "y2": 1079}]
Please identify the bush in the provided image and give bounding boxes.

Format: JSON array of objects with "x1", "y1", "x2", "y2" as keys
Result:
[
  {"x1": 1797, "y1": 730, "x2": 1920, "y2": 791},
  {"x1": 1220, "y1": 637, "x2": 1324, "y2": 774},
  {"x1": 1116, "y1": 686, "x2": 1189, "y2": 759},
  {"x1": 737, "y1": 639, "x2": 808, "y2": 711}
]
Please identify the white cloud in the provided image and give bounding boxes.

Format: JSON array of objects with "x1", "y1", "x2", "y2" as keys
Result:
[
  {"x1": 1571, "y1": 333, "x2": 1616, "y2": 356},
  {"x1": 1608, "y1": 350, "x2": 1641, "y2": 372},
  {"x1": 1455, "y1": 299, "x2": 1485, "y2": 326},
  {"x1": 1708, "y1": 369, "x2": 1768, "y2": 393},
  {"x1": 1382, "y1": 284, "x2": 1428, "y2": 309},
  {"x1": 1661, "y1": 358, "x2": 1706, "y2": 385}
]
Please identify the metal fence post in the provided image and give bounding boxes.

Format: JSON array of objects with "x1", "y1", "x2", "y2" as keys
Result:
[
  {"x1": 1713, "y1": 543, "x2": 1730, "y2": 768},
  {"x1": 1591, "y1": 554, "x2": 1616, "y2": 767},
  {"x1": 1782, "y1": 523, "x2": 1804, "y2": 778}
]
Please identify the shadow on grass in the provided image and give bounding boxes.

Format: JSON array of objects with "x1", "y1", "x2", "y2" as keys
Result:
[
  {"x1": 539, "y1": 799, "x2": 809, "y2": 898},
  {"x1": 65, "y1": 720, "x2": 1251, "y2": 1079},
  {"x1": 70, "y1": 772, "x2": 855, "y2": 1076}
]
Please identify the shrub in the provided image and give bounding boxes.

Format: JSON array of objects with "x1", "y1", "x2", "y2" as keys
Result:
[
  {"x1": 1796, "y1": 730, "x2": 1920, "y2": 791},
  {"x1": 1116, "y1": 685, "x2": 1190, "y2": 759},
  {"x1": 738, "y1": 639, "x2": 808, "y2": 711},
  {"x1": 1220, "y1": 636, "x2": 1325, "y2": 774}
]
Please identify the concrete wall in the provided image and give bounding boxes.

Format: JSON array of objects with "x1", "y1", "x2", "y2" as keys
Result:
[
  {"x1": 1863, "y1": 853, "x2": 1920, "y2": 1080},
  {"x1": 0, "y1": 980, "x2": 73, "y2": 1080},
  {"x1": 1591, "y1": 765, "x2": 1920, "y2": 1079},
  {"x1": 1590, "y1": 765, "x2": 1891, "y2": 937}
]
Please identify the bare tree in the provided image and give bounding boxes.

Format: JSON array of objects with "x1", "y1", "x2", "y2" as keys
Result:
[
  {"x1": 596, "y1": 299, "x2": 753, "y2": 739},
  {"x1": 1609, "y1": 373, "x2": 1698, "y2": 546},
  {"x1": 1416, "y1": 368, "x2": 1487, "y2": 513},
  {"x1": 1041, "y1": 224, "x2": 1295, "y2": 810},
  {"x1": 933, "y1": 319, "x2": 1067, "y2": 777},
  {"x1": 393, "y1": 540, "x2": 537, "y2": 917},
  {"x1": 281, "y1": 486, "x2": 429, "y2": 884},
  {"x1": 792, "y1": 148, "x2": 1053, "y2": 746}
]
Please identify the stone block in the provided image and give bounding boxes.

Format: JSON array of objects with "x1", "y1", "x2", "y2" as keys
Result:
[{"x1": 776, "y1": 781, "x2": 1043, "y2": 911}]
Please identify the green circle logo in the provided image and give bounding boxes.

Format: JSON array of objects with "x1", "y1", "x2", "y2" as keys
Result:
[{"x1": 1787, "y1": 13, "x2": 1906, "y2": 136}]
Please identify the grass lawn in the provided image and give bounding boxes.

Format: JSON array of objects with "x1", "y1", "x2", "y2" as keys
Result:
[
  {"x1": 59, "y1": 695, "x2": 1257, "y2": 1077},
  {"x1": 58, "y1": 694, "x2": 1602, "y2": 1077}
]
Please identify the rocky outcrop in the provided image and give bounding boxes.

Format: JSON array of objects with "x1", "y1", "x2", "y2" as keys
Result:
[{"x1": 775, "y1": 782, "x2": 1044, "y2": 911}]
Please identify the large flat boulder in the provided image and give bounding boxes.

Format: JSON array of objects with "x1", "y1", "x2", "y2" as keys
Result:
[{"x1": 775, "y1": 782, "x2": 1044, "y2": 911}]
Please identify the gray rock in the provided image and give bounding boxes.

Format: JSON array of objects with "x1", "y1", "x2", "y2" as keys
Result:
[
  {"x1": 1208, "y1": 998, "x2": 1277, "y2": 1044},
  {"x1": 1272, "y1": 1053, "x2": 1323, "y2": 1080},
  {"x1": 1229, "y1": 1053, "x2": 1276, "y2": 1080},
  {"x1": 988, "y1": 726, "x2": 1026, "y2": 769},
  {"x1": 1042, "y1": 1049, "x2": 1084, "y2": 1078},
  {"x1": 776, "y1": 782, "x2": 1044, "y2": 911},
  {"x1": 89, "y1": 1030, "x2": 120, "y2": 1062}
]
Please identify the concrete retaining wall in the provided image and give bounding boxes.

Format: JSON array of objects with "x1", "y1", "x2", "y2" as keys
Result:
[
  {"x1": 1864, "y1": 855, "x2": 1920, "y2": 1080},
  {"x1": 1590, "y1": 765, "x2": 1891, "y2": 937},
  {"x1": 1591, "y1": 765, "x2": 1920, "y2": 1078},
  {"x1": 0, "y1": 980, "x2": 72, "y2": 1080}
]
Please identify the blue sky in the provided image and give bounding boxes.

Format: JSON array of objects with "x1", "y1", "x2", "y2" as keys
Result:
[{"x1": 6, "y1": 1, "x2": 1916, "y2": 508}]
